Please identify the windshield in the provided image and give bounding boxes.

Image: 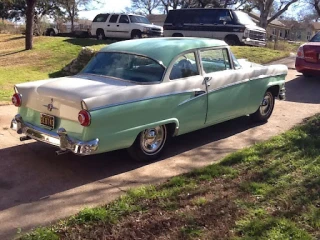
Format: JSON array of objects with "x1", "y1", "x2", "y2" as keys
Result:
[
  {"x1": 129, "y1": 15, "x2": 151, "y2": 24},
  {"x1": 310, "y1": 32, "x2": 320, "y2": 42},
  {"x1": 234, "y1": 11, "x2": 256, "y2": 25},
  {"x1": 230, "y1": 52, "x2": 241, "y2": 69},
  {"x1": 82, "y1": 52, "x2": 164, "y2": 83}
]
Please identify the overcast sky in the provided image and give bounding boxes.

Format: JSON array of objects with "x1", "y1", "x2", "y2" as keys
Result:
[{"x1": 78, "y1": 0, "x2": 131, "y2": 20}]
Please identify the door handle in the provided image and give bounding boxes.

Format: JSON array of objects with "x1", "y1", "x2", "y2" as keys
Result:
[
  {"x1": 194, "y1": 90, "x2": 206, "y2": 97},
  {"x1": 117, "y1": 25, "x2": 119, "y2": 27},
  {"x1": 107, "y1": 25, "x2": 110, "y2": 27}
]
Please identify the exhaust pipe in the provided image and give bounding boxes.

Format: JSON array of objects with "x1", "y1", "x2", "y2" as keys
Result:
[
  {"x1": 55, "y1": 150, "x2": 69, "y2": 156},
  {"x1": 20, "y1": 136, "x2": 31, "y2": 141}
]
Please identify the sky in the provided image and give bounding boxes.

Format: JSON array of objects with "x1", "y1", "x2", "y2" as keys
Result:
[{"x1": 78, "y1": 0, "x2": 132, "y2": 20}]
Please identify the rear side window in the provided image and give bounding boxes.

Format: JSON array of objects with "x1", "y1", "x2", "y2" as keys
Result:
[
  {"x1": 109, "y1": 14, "x2": 119, "y2": 23},
  {"x1": 93, "y1": 14, "x2": 109, "y2": 22},
  {"x1": 200, "y1": 49, "x2": 231, "y2": 73},
  {"x1": 119, "y1": 15, "x2": 129, "y2": 23},
  {"x1": 170, "y1": 52, "x2": 199, "y2": 80}
]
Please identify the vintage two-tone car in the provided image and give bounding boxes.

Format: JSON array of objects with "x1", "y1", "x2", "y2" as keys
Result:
[{"x1": 11, "y1": 38, "x2": 287, "y2": 161}]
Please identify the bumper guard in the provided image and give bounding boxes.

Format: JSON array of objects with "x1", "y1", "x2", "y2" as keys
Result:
[{"x1": 10, "y1": 114, "x2": 99, "y2": 155}]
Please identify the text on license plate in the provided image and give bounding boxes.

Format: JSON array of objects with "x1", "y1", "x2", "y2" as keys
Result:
[{"x1": 40, "y1": 113, "x2": 55, "y2": 128}]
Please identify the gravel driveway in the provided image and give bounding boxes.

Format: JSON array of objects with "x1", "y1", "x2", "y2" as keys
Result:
[{"x1": 0, "y1": 64, "x2": 319, "y2": 239}]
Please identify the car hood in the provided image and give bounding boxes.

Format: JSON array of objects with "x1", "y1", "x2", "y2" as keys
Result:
[{"x1": 244, "y1": 24, "x2": 266, "y2": 33}]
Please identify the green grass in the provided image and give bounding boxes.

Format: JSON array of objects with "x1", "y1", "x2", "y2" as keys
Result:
[
  {"x1": 18, "y1": 114, "x2": 320, "y2": 239},
  {"x1": 0, "y1": 34, "x2": 291, "y2": 103},
  {"x1": 231, "y1": 46, "x2": 290, "y2": 64}
]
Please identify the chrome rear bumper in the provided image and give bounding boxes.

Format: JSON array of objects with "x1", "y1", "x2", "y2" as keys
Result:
[{"x1": 10, "y1": 114, "x2": 99, "y2": 155}]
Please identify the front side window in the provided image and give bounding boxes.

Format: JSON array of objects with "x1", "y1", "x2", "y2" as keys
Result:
[
  {"x1": 82, "y1": 52, "x2": 164, "y2": 83},
  {"x1": 129, "y1": 15, "x2": 151, "y2": 24},
  {"x1": 170, "y1": 52, "x2": 199, "y2": 80},
  {"x1": 200, "y1": 49, "x2": 231, "y2": 73},
  {"x1": 109, "y1": 14, "x2": 119, "y2": 23}
]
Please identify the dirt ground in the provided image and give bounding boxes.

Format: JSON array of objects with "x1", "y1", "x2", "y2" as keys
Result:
[{"x1": 0, "y1": 65, "x2": 319, "y2": 239}]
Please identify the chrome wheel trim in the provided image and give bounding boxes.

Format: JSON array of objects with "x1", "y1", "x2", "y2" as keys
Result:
[
  {"x1": 259, "y1": 92, "x2": 273, "y2": 116},
  {"x1": 97, "y1": 32, "x2": 104, "y2": 40},
  {"x1": 140, "y1": 125, "x2": 166, "y2": 155}
]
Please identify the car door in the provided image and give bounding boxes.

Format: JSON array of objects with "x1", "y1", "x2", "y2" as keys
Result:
[
  {"x1": 117, "y1": 15, "x2": 131, "y2": 39},
  {"x1": 106, "y1": 14, "x2": 120, "y2": 38},
  {"x1": 166, "y1": 51, "x2": 208, "y2": 135},
  {"x1": 199, "y1": 48, "x2": 251, "y2": 125}
]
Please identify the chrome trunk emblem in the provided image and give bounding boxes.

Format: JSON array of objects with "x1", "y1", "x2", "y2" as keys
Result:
[{"x1": 43, "y1": 98, "x2": 57, "y2": 111}]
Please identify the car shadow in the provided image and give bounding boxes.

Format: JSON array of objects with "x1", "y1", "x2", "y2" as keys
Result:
[
  {"x1": 285, "y1": 74, "x2": 320, "y2": 104},
  {"x1": 0, "y1": 116, "x2": 262, "y2": 211}
]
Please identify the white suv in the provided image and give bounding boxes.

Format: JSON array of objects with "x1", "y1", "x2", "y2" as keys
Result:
[{"x1": 91, "y1": 13, "x2": 163, "y2": 40}]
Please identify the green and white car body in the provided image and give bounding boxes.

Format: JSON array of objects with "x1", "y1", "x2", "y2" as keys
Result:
[{"x1": 11, "y1": 38, "x2": 287, "y2": 160}]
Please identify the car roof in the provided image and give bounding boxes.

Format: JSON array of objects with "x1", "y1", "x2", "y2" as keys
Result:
[{"x1": 100, "y1": 37, "x2": 228, "y2": 67}]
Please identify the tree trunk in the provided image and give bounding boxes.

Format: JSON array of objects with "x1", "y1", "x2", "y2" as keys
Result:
[
  {"x1": 259, "y1": 11, "x2": 269, "y2": 29},
  {"x1": 25, "y1": 0, "x2": 36, "y2": 50}
]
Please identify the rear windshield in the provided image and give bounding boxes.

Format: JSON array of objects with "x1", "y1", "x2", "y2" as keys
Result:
[
  {"x1": 310, "y1": 32, "x2": 320, "y2": 42},
  {"x1": 82, "y1": 52, "x2": 164, "y2": 83},
  {"x1": 129, "y1": 15, "x2": 150, "y2": 24}
]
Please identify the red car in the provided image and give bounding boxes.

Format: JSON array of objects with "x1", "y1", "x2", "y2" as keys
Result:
[{"x1": 295, "y1": 32, "x2": 320, "y2": 77}]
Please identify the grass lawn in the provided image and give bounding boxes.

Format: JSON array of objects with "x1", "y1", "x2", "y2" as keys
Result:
[
  {"x1": 0, "y1": 34, "x2": 291, "y2": 103},
  {"x1": 20, "y1": 114, "x2": 320, "y2": 240}
]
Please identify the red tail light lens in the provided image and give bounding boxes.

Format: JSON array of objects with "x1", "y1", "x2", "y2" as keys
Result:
[
  {"x1": 303, "y1": 45, "x2": 318, "y2": 63},
  {"x1": 12, "y1": 93, "x2": 22, "y2": 107},
  {"x1": 297, "y1": 46, "x2": 304, "y2": 59},
  {"x1": 78, "y1": 110, "x2": 91, "y2": 126}
]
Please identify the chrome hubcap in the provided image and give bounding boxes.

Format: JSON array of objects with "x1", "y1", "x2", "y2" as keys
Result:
[
  {"x1": 260, "y1": 92, "x2": 273, "y2": 116},
  {"x1": 140, "y1": 126, "x2": 166, "y2": 155}
]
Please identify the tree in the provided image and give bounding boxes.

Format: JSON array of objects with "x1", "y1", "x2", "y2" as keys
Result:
[
  {"x1": 251, "y1": 0, "x2": 299, "y2": 28},
  {"x1": 131, "y1": 0, "x2": 161, "y2": 15},
  {"x1": 310, "y1": 0, "x2": 320, "y2": 17},
  {"x1": 160, "y1": 0, "x2": 181, "y2": 14},
  {"x1": 25, "y1": 0, "x2": 36, "y2": 50},
  {"x1": 0, "y1": 0, "x2": 12, "y2": 22},
  {"x1": 58, "y1": 0, "x2": 98, "y2": 32}
]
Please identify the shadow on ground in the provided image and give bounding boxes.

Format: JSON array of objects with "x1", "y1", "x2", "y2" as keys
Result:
[
  {"x1": 63, "y1": 38, "x2": 116, "y2": 47},
  {"x1": 285, "y1": 74, "x2": 320, "y2": 104},
  {"x1": 0, "y1": 49, "x2": 26, "y2": 57},
  {"x1": 0, "y1": 116, "x2": 263, "y2": 212}
]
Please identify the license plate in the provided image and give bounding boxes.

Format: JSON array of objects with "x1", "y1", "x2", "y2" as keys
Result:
[{"x1": 40, "y1": 113, "x2": 55, "y2": 128}]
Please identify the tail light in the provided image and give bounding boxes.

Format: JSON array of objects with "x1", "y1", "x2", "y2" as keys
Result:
[
  {"x1": 303, "y1": 45, "x2": 318, "y2": 63},
  {"x1": 12, "y1": 93, "x2": 22, "y2": 107},
  {"x1": 297, "y1": 46, "x2": 304, "y2": 59},
  {"x1": 78, "y1": 110, "x2": 91, "y2": 126}
]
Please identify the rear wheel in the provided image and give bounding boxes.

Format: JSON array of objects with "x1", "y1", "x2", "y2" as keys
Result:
[
  {"x1": 303, "y1": 73, "x2": 313, "y2": 78},
  {"x1": 172, "y1": 33, "x2": 183, "y2": 37},
  {"x1": 96, "y1": 29, "x2": 105, "y2": 40},
  {"x1": 250, "y1": 91, "x2": 275, "y2": 122},
  {"x1": 128, "y1": 125, "x2": 168, "y2": 162},
  {"x1": 224, "y1": 35, "x2": 240, "y2": 46}
]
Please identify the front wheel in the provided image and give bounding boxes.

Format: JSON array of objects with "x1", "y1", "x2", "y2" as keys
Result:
[
  {"x1": 128, "y1": 125, "x2": 168, "y2": 162},
  {"x1": 250, "y1": 91, "x2": 275, "y2": 122},
  {"x1": 96, "y1": 30, "x2": 105, "y2": 40}
]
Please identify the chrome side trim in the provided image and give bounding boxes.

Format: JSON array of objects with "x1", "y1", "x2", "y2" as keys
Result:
[
  {"x1": 11, "y1": 114, "x2": 99, "y2": 156},
  {"x1": 90, "y1": 89, "x2": 200, "y2": 111},
  {"x1": 250, "y1": 73, "x2": 285, "y2": 81},
  {"x1": 178, "y1": 89, "x2": 205, "y2": 106},
  {"x1": 208, "y1": 79, "x2": 250, "y2": 94}
]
